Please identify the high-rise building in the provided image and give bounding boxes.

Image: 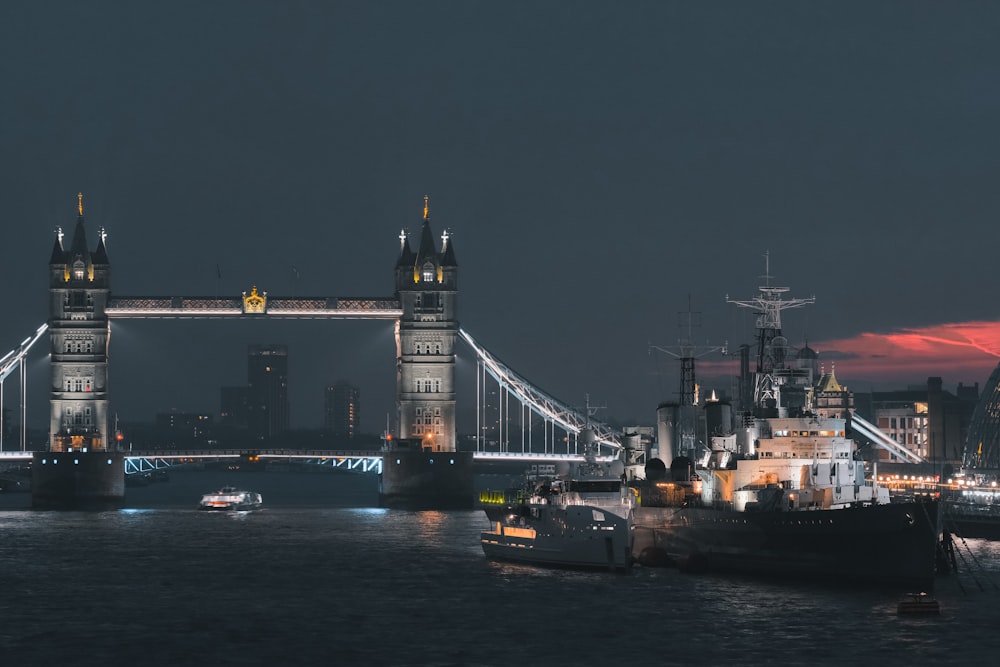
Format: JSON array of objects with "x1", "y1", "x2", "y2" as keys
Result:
[
  {"x1": 247, "y1": 344, "x2": 289, "y2": 440},
  {"x1": 324, "y1": 381, "x2": 360, "y2": 438}
]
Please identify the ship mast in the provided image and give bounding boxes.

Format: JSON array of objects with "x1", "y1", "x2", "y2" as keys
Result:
[
  {"x1": 650, "y1": 295, "x2": 726, "y2": 406},
  {"x1": 726, "y1": 252, "x2": 814, "y2": 413},
  {"x1": 650, "y1": 296, "x2": 726, "y2": 461}
]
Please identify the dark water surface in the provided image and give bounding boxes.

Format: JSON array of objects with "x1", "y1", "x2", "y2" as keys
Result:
[{"x1": 2, "y1": 470, "x2": 1000, "y2": 665}]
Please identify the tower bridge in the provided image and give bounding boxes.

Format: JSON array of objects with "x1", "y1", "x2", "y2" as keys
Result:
[{"x1": 1, "y1": 194, "x2": 626, "y2": 508}]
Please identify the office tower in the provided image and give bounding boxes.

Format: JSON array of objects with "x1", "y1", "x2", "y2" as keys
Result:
[
  {"x1": 247, "y1": 344, "x2": 289, "y2": 439},
  {"x1": 325, "y1": 380, "x2": 361, "y2": 438}
]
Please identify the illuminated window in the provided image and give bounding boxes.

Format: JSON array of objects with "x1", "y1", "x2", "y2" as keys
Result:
[{"x1": 422, "y1": 263, "x2": 434, "y2": 282}]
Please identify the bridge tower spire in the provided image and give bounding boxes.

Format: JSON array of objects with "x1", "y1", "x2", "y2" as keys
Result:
[
  {"x1": 48, "y1": 193, "x2": 112, "y2": 452},
  {"x1": 394, "y1": 197, "x2": 458, "y2": 451}
]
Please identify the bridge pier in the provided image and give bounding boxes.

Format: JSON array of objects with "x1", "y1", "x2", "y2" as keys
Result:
[
  {"x1": 32, "y1": 452, "x2": 125, "y2": 510},
  {"x1": 379, "y1": 443, "x2": 474, "y2": 510}
]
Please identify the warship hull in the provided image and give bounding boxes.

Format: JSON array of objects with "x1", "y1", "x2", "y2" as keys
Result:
[{"x1": 633, "y1": 499, "x2": 940, "y2": 590}]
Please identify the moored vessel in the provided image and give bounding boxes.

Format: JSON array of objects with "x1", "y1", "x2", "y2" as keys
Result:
[
  {"x1": 199, "y1": 486, "x2": 263, "y2": 511},
  {"x1": 632, "y1": 264, "x2": 942, "y2": 590},
  {"x1": 481, "y1": 433, "x2": 636, "y2": 572}
]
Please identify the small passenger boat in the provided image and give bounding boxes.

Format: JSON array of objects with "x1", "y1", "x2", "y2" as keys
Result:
[
  {"x1": 897, "y1": 592, "x2": 940, "y2": 615},
  {"x1": 199, "y1": 486, "x2": 263, "y2": 511}
]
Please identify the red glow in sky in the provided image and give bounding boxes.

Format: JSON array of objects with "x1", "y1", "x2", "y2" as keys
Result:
[
  {"x1": 814, "y1": 321, "x2": 1000, "y2": 384},
  {"x1": 700, "y1": 321, "x2": 1000, "y2": 388}
]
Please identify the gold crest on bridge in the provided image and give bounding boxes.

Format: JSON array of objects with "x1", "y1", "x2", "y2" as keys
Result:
[{"x1": 242, "y1": 286, "x2": 267, "y2": 314}]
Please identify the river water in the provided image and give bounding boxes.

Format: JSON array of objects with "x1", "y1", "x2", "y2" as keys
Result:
[{"x1": 1, "y1": 469, "x2": 999, "y2": 665}]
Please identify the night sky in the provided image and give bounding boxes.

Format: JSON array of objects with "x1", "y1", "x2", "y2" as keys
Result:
[{"x1": 3, "y1": 2, "x2": 1000, "y2": 434}]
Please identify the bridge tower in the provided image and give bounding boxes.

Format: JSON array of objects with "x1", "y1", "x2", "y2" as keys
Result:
[
  {"x1": 394, "y1": 197, "x2": 458, "y2": 452},
  {"x1": 47, "y1": 194, "x2": 111, "y2": 451},
  {"x1": 382, "y1": 197, "x2": 472, "y2": 509},
  {"x1": 34, "y1": 194, "x2": 123, "y2": 508}
]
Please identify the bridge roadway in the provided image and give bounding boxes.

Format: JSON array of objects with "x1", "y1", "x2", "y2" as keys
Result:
[{"x1": 0, "y1": 449, "x2": 618, "y2": 476}]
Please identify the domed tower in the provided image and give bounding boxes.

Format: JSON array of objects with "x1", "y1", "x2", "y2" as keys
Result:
[
  {"x1": 394, "y1": 197, "x2": 458, "y2": 452},
  {"x1": 796, "y1": 342, "x2": 819, "y2": 384},
  {"x1": 47, "y1": 194, "x2": 111, "y2": 452}
]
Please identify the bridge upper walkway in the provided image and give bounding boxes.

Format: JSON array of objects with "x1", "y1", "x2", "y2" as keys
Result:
[{"x1": 105, "y1": 296, "x2": 402, "y2": 319}]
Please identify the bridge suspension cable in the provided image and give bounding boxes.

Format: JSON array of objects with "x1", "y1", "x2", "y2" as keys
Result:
[
  {"x1": 1, "y1": 323, "x2": 48, "y2": 452},
  {"x1": 458, "y1": 328, "x2": 621, "y2": 455}
]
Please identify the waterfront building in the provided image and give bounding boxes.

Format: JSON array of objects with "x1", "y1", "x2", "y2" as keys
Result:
[
  {"x1": 247, "y1": 344, "x2": 289, "y2": 440},
  {"x1": 813, "y1": 365, "x2": 854, "y2": 420},
  {"x1": 324, "y1": 380, "x2": 360, "y2": 438},
  {"x1": 854, "y1": 377, "x2": 978, "y2": 464},
  {"x1": 962, "y1": 361, "x2": 1000, "y2": 471}
]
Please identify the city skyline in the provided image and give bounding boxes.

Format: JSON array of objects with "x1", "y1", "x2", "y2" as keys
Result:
[{"x1": 3, "y1": 2, "x2": 1000, "y2": 432}]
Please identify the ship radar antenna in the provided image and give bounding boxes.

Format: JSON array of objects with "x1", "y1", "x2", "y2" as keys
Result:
[{"x1": 727, "y1": 254, "x2": 815, "y2": 411}]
